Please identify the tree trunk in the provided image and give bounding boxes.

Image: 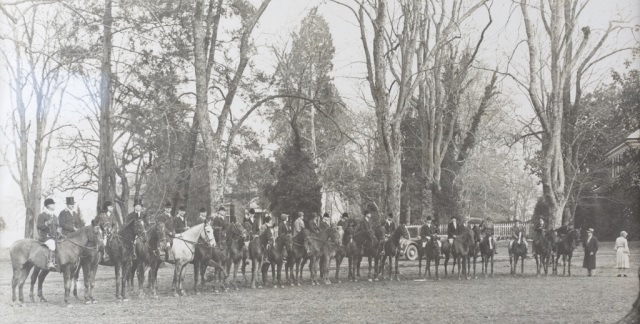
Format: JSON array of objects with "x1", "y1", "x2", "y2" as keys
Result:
[
  {"x1": 97, "y1": 0, "x2": 115, "y2": 216},
  {"x1": 172, "y1": 118, "x2": 200, "y2": 210}
]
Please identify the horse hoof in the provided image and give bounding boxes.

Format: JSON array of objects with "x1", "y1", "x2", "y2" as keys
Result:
[
  {"x1": 297, "y1": 283, "x2": 301, "y2": 287},
  {"x1": 172, "y1": 293, "x2": 179, "y2": 298},
  {"x1": 40, "y1": 297, "x2": 48, "y2": 303},
  {"x1": 123, "y1": 298, "x2": 129, "y2": 302},
  {"x1": 85, "y1": 300, "x2": 91, "y2": 305},
  {"x1": 195, "y1": 292, "x2": 201, "y2": 296},
  {"x1": 273, "y1": 285, "x2": 277, "y2": 289},
  {"x1": 153, "y1": 295, "x2": 159, "y2": 299},
  {"x1": 67, "y1": 304, "x2": 73, "y2": 308},
  {"x1": 92, "y1": 300, "x2": 98, "y2": 304},
  {"x1": 116, "y1": 298, "x2": 122, "y2": 303}
]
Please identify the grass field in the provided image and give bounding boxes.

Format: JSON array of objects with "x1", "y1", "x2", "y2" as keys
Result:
[{"x1": 0, "y1": 241, "x2": 638, "y2": 324}]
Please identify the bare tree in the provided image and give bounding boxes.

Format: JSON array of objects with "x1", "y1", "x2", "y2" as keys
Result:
[
  {"x1": 518, "y1": 0, "x2": 629, "y2": 228},
  {"x1": 0, "y1": 4, "x2": 70, "y2": 238}
]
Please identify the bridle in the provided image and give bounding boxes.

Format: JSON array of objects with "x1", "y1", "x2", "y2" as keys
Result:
[{"x1": 60, "y1": 226, "x2": 103, "y2": 252}]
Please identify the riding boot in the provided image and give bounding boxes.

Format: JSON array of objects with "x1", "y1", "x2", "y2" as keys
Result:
[{"x1": 47, "y1": 250, "x2": 57, "y2": 271}]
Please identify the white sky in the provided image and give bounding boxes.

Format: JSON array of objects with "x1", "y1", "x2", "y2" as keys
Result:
[{"x1": 0, "y1": 0, "x2": 638, "y2": 245}]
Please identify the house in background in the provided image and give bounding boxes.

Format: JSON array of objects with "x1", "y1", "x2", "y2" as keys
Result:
[{"x1": 605, "y1": 129, "x2": 640, "y2": 178}]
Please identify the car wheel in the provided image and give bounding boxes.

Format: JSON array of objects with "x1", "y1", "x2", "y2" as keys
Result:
[{"x1": 405, "y1": 244, "x2": 418, "y2": 261}]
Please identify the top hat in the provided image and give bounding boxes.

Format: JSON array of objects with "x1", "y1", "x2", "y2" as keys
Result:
[
  {"x1": 199, "y1": 207, "x2": 207, "y2": 213},
  {"x1": 134, "y1": 198, "x2": 143, "y2": 207},
  {"x1": 66, "y1": 197, "x2": 75, "y2": 205}
]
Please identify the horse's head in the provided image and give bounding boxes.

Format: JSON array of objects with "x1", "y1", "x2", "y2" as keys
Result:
[
  {"x1": 429, "y1": 234, "x2": 441, "y2": 253},
  {"x1": 327, "y1": 227, "x2": 341, "y2": 246},
  {"x1": 366, "y1": 229, "x2": 378, "y2": 246},
  {"x1": 93, "y1": 215, "x2": 112, "y2": 237},
  {"x1": 201, "y1": 224, "x2": 217, "y2": 247},
  {"x1": 569, "y1": 228, "x2": 581, "y2": 246},
  {"x1": 134, "y1": 219, "x2": 147, "y2": 243},
  {"x1": 396, "y1": 224, "x2": 409, "y2": 241},
  {"x1": 92, "y1": 225, "x2": 106, "y2": 250},
  {"x1": 472, "y1": 225, "x2": 482, "y2": 242},
  {"x1": 374, "y1": 225, "x2": 386, "y2": 240},
  {"x1": 155, "y1": 222, "x2": 170, "y2": 251}
]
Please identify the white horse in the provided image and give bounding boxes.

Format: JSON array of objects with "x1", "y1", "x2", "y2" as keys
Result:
[{"x1": 170, "y1": 223, "x2": 216, "y2": 296}]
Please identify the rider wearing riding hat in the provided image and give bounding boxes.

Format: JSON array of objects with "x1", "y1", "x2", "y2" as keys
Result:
[
  {"x1": 211, "y1": 206, "x2": 228, "y2": 243},
  {"x1": 337, "y1": 212, "x2": 353, "y2": 246},
  {"x1": 509, "y1": 219, "x2": 528, "y2": 255},
  {"x1": 320, "y1": 213, "x2": 331, "y2": 230},
  {"x1": 278, "y1": 213, "x2": 291, "y2": 236},
  {"x1": 447, "y1": 216, "x2": 463, "y2": 245},
  {"x1": 420, "y1": 216, "x2": 441, "y2": 248},
  {"x1": 293, "y1": 211, "x2": 305, "y2": 237},
  {"x1": 173, "y1": 206, "x2": 189, "y2": 234},
  {"x1": 304, "y1": 212, "x2": 321, "y2": 255},
  {"x1": 382, "y1": 213, "x2": 396, "y2": 240},
  {"x1": 59, "y1": 197, "x2": 84, "y2": 236},
  {"x1": 480, "y1": 217, "x2": 497, "y2": 254},
  {"x1": 126, "y1": 199, "x2": 149, "y2": 259},
  {"x1": 37, "y1": 198, "x2": 61, "y2": 271}
]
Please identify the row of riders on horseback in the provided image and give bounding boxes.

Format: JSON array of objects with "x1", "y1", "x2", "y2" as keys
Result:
[{"x1": 11, "y1": 196, "x2": 584, "y2": 305}]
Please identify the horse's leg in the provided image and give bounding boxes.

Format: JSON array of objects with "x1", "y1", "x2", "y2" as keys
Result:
[
  {"x1": 122, "y1": 261, "x2": 132, "y2": 301},
  {"x1": 71, "y1": 265, "x2": 80, "y2": 300},
  {"x1": 520, "y1": 255, "x2": 524, "y2": 274},
  {"x1": 491, "y1": 253, "x2": 495, "y2": 277},
  {"x1": 29, "y1": 267, "x2": 39, "y2": 303},
  {"x1": 178, "y1": 262, "x2": 189, "y2": 296},
  {"x1": 149, "y1": 263, "x2": 159, "y2": 298},
  {"x1": 137, "y1": 262, "x2": 146, "y2": 297},
  {"x1": 394, "y1": 254, "x2": 399, "y2": 281},
  {"x1": 62, "y1": 266, "x2": 72, "y2": 305},
  {"x1": 567, "y1": 253, "x2": 572, "y2": 277},
  {"x1": 193, "y1": 260, "x2": 200, "y2": 295}
]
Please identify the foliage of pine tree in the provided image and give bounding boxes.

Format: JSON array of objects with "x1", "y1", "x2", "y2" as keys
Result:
[{"x1": 265, "y1": 145, "x2": 322, "y2": 220}]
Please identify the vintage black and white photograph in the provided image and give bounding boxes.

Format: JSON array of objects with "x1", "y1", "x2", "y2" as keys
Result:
[{"x1": 0, "y1": 0, "x2": 638, "y2": 323}]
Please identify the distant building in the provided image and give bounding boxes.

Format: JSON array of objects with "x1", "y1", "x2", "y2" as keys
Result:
[{"x1": 604, "y1": 129, "x2": 640, "y2": 178}]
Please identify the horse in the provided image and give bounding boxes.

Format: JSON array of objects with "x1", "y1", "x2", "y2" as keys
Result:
[
  {"x1": 287, "y1": 231, "x2": 307, "y2": 286},
  {"x1": 263, "y1": 233, "x2": 293, "y2": 288},
  {"x1": 478, "y1": 227, "x2": 496, "y2": 277},
  {"x1": 225, "y1": 223, "x2": 250, "y2": 290},
  {"x1": 311, "y1": 226, "x2": 341, "y2": 285},
  {"x1": 194, "y1": 225, "x2": 229, "y2": 294},
  {"x1": 379, "y1": 224, "x2": 410, "y2": 281},
  {"x1": 333, "y1": 226, "x2": 347, "y2": 283},
  {"x1": 247, "y1": 228, "x2": 273, "y2": 289},
  {"x1": 346, "y1": 228, "x2": 377, "y2": 282},
  {"x1": 10, "y1": 225, "x2": 105, "y2": 306},
  {"x1": 441, "y1": 237, "x2": 456, "y2": 277},
  {"x1": 509, "y1": 230, "x2": 527, "y2": 275},
  {"x1": 451, "y1": 227, "x2": 476, "y2": 280},
  {"x1": 129, "y1": 221, "x2": 170, "y2": 298},
  {"x1": 418, "y1": 234, "x2": 441, "y2": 280},
  {"x1": 532, "y1": 229, "x2": 554, "y2": 276},
  {"x1": 468, "y1": 226, "x2": 483, "y2": 279},
  {"x1": 102, "y1": 219, "x2": 138, "y2": 302},
  {"x1": 362, "y1": 225, "x2": 385, "y2": 281},
  {"x1": 170, "y1": 223, "x2": 216, "y2": 296},
  {"x1": 552, "y1": 228, "x2": 581, "y2": 276}
]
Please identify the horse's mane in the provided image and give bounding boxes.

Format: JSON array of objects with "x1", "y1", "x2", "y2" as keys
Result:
[
  {"x1": 65, "y1": 225, "x2": 93, "y2": 240},
  {"x1": 181, "y1": 222, "x2": 206, "y2": 236}
]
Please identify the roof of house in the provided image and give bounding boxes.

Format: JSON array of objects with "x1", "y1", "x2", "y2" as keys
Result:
[{"x1": 605, "y1": 129, "x2": 640, "y2": 158}]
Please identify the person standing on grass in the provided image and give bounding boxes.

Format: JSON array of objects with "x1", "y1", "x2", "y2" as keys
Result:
[
  {"x1": 615, "y1": 231, "x2": 630, "y2": 277},
  {"x1": 583, "y1": 228, "x2": 599, "y2": 277}
]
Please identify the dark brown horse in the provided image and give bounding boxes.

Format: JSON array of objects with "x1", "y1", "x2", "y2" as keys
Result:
[
  {"x1": 379, "y1": 224, "x2": 410, "y2": 281},
  {"x1": 10, "y1": 225, "x2": 104, "y2": 306},
  {"x1": 363, "y1": 225, "x2": 385, "y2": 281},
  {"x1": 333, "y1": 226, "x2": 347, "y2": 283},
  {"x1": 248, "y1": 228, "x2": 273, "y2": 289},
  {"x1": 194, "y1": 227, "x2": 229, "y2": 294},
  {"x1": 287, "y1": 231, "x2": 307, "y2": 286},
  {"x1": 225, "y1": 223, "x2": 250, "y2": 290},
  {"x1": 441, "y1": 238, "x2": 455, "y2": 277},
  {"x1": 346, "y1": 228, "x2": 377, "y2": 282},
  {"x1": 552, "y1": 228, "x2": 581, "y2": 276},
  {"x1": 451, "y1": 227, "x2": 476, "y2": 280},
  {"x1": 129, "y1": 220, "x2": 170, "y2": 298},
  {"x1": 473, "y1": 227, "x2": 496, "y2": 277},
  {"x1": 105, "y1": 219, "x2": 137, "y2": 302},
  {"x1": 418, "y1": 234, "x2": 441, "y2": 280},
  {"x1": 509, "y1": 230, "x2": 527, "y2": 275},
  {"x1": 533, "y1": 229, "x2": 554, "y2": 276},
  {"x1": 263, "y1": 233, "x2": 293, "y2": 288},
  {"x1": 312, "y1": 226, "x2": 341, "y2": 285}
]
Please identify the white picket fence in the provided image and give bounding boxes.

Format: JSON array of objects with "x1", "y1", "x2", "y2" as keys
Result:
[{"x1": 436, "y1": 222, "x2": 533, "y2": 240}]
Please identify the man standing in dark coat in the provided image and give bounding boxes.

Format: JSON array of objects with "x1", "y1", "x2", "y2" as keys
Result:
[
  {"x1": 583, "y1": 228, "x2": 599, "y2": 276},
  {"x1": 59, "y1": 197, "x2": 84, "y2": 236},
  {"x1": 37, "y1": 198, "x2": 60, "y2": 270}
]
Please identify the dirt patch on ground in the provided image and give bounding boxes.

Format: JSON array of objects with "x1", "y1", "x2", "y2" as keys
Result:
[{"x1": 1, "y1": 242, "x2": 638, "y2": 323}]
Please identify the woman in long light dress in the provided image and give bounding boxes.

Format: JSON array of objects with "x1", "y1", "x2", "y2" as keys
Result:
[{"x1": 614, "y1": 231, "x2": 630, "y2": 277}]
